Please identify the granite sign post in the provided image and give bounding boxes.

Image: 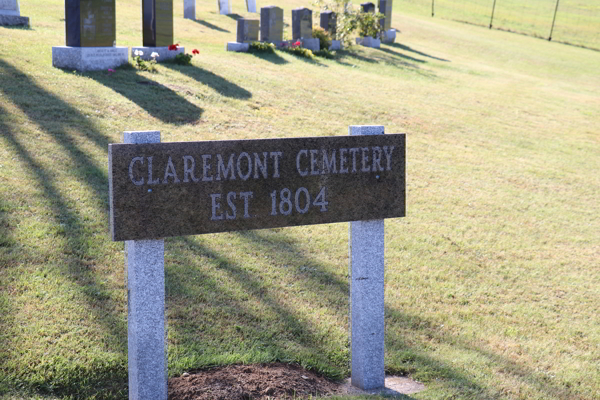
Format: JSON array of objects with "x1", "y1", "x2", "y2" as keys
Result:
[
  {"x1": 183, "y1": 0, "x2": 195, "y2": 20},
  {"x1": 132, "y1": 0, "x2": 184, "y2": 61},
  {"x1": 292, "y1": 8, "x2": 319, "y2": 51},
  {"x1": 379, "y1": 0, "x2": 396, "y2": 43},
  {"x1": 260, "y1": 6, "x2": 283, "y2": 45},
  {"x1": 0, "y1": 0, "x2": 29, "y2": 26},
  {"x1": 109, "y1": 127, "x2": 405, "y2": 396},
  {"x1": 52, "y1": 0, "x2": 128, "y2": 71}
]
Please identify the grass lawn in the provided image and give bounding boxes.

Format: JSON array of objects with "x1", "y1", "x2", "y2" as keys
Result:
[{"x1": 0, "y1": 0, "x2": 599, "y2": 399}]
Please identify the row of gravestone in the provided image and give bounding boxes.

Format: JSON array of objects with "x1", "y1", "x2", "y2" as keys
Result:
[
  {"x1": 227, "y1": 7, "x2": 337, "y2": 53},
  {"x1": 52, "y1": 0, "x2": 186, "y2": 71},
  {"x1": 227, "y1": 1, "x2": 395, "y2": 53},
  {"x1": 41, "y1": 0, "x2": 395, "y2": 71}
]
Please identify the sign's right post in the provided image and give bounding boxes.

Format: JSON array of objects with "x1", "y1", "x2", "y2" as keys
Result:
[{"x1": 349, "y1": 125, "x2": 386, "y2": 390}]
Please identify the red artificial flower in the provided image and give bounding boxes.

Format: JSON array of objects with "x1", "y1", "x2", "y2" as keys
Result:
[
  {"x1": 192, "y1": 49, "x2": 199, "y2": 55},
  {"x1": 294, "y1": 41, "x2": 301, "y2": 46},
  {"x1": 168, "y1": 44, "x2": 179, "y2": 51}
]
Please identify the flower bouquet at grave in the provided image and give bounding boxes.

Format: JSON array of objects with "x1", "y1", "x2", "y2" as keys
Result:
[
  {"x1": 133, "y1": 50, "x2": 159, "y2": 72},
  {"x1": 280, "y1": 41, "x2": 315, "y2": 59},
  {"x1": 170, "y1": 44, "x2": 200, "y2": 65}
]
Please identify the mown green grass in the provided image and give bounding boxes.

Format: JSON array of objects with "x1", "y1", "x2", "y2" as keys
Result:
[
  {"x1": 1, "y1": 0, "x2": 599, "y2": 399},
  {"x1": 400, "y1": 0, "x2": 600, "y2": 50}
]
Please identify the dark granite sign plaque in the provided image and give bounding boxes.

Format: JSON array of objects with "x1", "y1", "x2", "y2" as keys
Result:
[
  {"x1": 109, "y1": 135, "x2": 405, "y2": 241},
  {"x1": 142, "y1": 0, "x2": 173, "y2": 47},
  {"x1": 66, "y1": 0, "x2": 116, "y2": 47}
]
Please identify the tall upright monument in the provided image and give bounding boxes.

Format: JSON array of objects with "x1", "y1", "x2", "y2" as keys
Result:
[
  {"x1": 52, "y1": 0, "x2": 128, "y2": 71},
  {"x1": 132, "y1": 0, "x2": 184, "y2": 61}
]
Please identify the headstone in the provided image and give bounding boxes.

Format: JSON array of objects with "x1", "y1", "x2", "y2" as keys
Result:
[
  {"x1": 292, "y1": 8, "x2": 312, "y2": 40},
  {"x1": 320, "y1": 10, "x2": 336, "y2": 39},
  {"x1": 65, "y1": 0, "x2": 115, "y2": 47},
  {"x1": 361, "y1": 2, "x2": 375, "y2": 13},
  {"x1": 183, "y1": 0, "x2": 195, "y2": 20},
  {"x1": 52, "y1": 0, "x2": 128, "y2": 71},
  {"x1": 135, "y1": 0, "x2": 183, "y2": 62},
  {"x1": 260, "y1": 6, "x2": 283, "y2": 43},
  {"x1": 349, "y1": 125, "x2": 385, "y2": 391},
  {"x1": 0, "y1": 0, "x2": 29, "y2": 26},
  {"x1": 218, "y1": 0, "x2": 231, "y2": 15},
  {"x1": 246, "y1": 0, "x2": 256, "y2": 13},
  {"x1": 143, "y1": 0, "x2": 173, "y2": 47},
  {"x1": 378, "y1": 0, "x2": 392, "y2": 31},
  {"x1": 236, "y1": 19, "x2": 259, "y2": 43}
]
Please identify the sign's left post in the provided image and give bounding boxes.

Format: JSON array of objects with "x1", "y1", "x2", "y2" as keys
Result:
[{"x1": 117, "y1": 131, "x2": 167, "y2": 400}]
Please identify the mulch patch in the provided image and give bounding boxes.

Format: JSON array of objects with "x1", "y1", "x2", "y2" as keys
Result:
[{"x1": 168, "y1": 362, "x2": 342, "y2": 400}]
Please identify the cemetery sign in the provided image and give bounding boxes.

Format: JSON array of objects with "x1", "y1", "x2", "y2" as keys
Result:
[{"x1": 109, "y1": 135, "x2": 405, "y2": 241}]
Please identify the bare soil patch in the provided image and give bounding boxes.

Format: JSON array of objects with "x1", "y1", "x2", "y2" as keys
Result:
[{"x1": 168, "y1": 363, "x2": 425, "y2": 400}]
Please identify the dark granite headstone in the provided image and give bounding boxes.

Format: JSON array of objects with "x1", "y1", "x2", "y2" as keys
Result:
[
  {"x1": 292, "y1": 8, "x2": 312, "y2": 40},
  {"x1": 320, "y1": 10, "x2": 336, "y2": 39},
  {"x1": 142, "y1": 0, "x2": 173, "y2": 47},
  {"x1": 361, "y1": 2, "x2": 375, "y2": 13},
  {"x1": 260, "y1": 6, "x2": 283, "y2": 43},
  {"x1": 379, "y1": 0, "x2": 392, "y2": 31},
  {"x1": 236, "y1": 19, "x2": 259, "y2": 43},
  {"x1": 109, "y1": 134, "x2": 406, "y2": 241},
  {"x1": 65, "y1": 0, "x2": 116, "y2": 47}
]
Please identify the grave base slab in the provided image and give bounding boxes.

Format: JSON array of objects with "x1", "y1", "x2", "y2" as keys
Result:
[
  {"x1": 356, "y1": 37, "x2": 381, "y2": 48},
  {"x1": 52, "y1": 46, "x2": 128, "y2": 71},
  {"x1": 226, "y1": 42, "x2": 250, "y2": 52},
  {"x1": 300, "y1": 38, "x2": 320, "y2": 52},
  {"x1": 329, "y1": 40, "x2": 342, "y2": 50},
  {"x1": 131, "y1": 46, "x2": 185, "y2": 62},
  {"x1": 381, "y1": 29, "x2": 396, "y2": 44},
  {"x1": 0, "y1": 14, "x2": 29, "y2": 26}
]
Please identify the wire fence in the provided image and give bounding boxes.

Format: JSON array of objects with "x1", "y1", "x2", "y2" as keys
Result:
[{"x1": 400, "y1": 0, "x2": 600, "y2": 50}]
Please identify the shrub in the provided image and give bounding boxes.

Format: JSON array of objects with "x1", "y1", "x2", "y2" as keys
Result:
[
  {"x1": 312, "y1": 26, "x2": 332, "y2": 50},
  {"x1": 280, "y1": 41, "x2": 315, "y2": 59},
  {"x1": 248, "y1": 41, "x2": 276, "y2": 53}
]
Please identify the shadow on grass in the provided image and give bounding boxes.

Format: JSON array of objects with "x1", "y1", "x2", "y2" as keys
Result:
[
  {"x1": 0, "y1": 62, "x2": 128, "y2": 399},
  {"x1": 226, "y1": 13, "x2": 243, "y2": 20},
  {"x1": 376, "y1": 47, "x2": 427, "y2": 64},
  {"x1": 385, "y1": 43, "x2": 450, "y2": 62},
  {"x1": 88, "y1": 64, "x2": 204, "y2": 124},
  {"x1": 248, "y1": 50, "x2": 290, "y2": 65},
  {"x1": 161, "y1": 62, "x2": 252, "y2": 99},
  {"x1": 193, "y1": 18, "x2": 229, "y2": 33},
  {"x1": 167, "y1": 226, "x2": 580, "y2": 399}
]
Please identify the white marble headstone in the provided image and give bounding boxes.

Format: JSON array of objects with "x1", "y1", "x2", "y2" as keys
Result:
[
  {"x1": 0, "y1": 0, "x2": 20, "y2": 16},
  {"x1": 246, "y1": 0, "x2": 256, "y2": 13},
  {"x1": 218, "y1": 0, "x2": 231, "y2": 15}
]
